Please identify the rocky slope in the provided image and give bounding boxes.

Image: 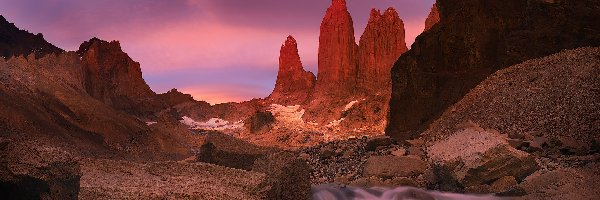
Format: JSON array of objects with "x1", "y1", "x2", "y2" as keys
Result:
[
  {"x1": 387, "y1": 0, "x2": 600, "y2": 140},
  {"x1": 268, "y1": 36, "x2": 316, "y2": 105},
  {"x1": 0, "y1": 15, "x2": 63, "y2": 58}
]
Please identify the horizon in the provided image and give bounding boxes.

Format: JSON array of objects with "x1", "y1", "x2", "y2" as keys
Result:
[{"x1": 0, "y1": 0, "x2": 434, "y2": 104}]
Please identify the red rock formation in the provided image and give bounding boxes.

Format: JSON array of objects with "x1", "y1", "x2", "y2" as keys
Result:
[
  {"x1": 424, "y1": 3, "x2": 440, "y2": 32},
  {"x1": 315, "y1": 0, "x2": 358, "y2": 96},
  {"x1": 357, "y1": 8, "x2": 408, "y2": 94},
  {"x1": 268, "y1": 36, "x2": 316, "y2": 105},
  {"x1": 158, "y1": 88, "x2": 196, "y2": 107},
  {"x1": 77, "y1": 38, "x2": 163, "y2": 116}
]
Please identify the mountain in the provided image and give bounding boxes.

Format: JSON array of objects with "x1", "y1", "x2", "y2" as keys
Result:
[
  {"x1": 268, "y1": 36, "x2": 316, "y2": 105},
  {"x1": 386, "y1": 0, "x2": 600, "y2": 140},
  {"x1": 314, "y1": 0, "x2": 358, "y2": 97},
  {"x1": 0, "y1": 15, "x2": 63, "y2": 58},
  {"x1": 77, "y1": 38, "x2": 166, "y2": 118}
]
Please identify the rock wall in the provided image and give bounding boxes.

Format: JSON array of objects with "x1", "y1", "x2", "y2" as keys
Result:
[{"x1": 386, "y1": 0, "x2": 600, "y2": 140}]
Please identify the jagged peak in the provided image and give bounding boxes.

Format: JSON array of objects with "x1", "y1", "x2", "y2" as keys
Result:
[
  {"x1": 384, "y1": 7, "x2": 399, "y2": 18},
  {"x1": 0, "y1": 15, "x2": 7, "y2": 23},
  {"x1": 284, "y1": 35, "x2": 297, "y2": 47},
  {"x1": 77, "y1": 37, "x2": 123, "y2": 56},
  {"x1": 332, "y1": 0, "x2": 347, "y2": 7}
]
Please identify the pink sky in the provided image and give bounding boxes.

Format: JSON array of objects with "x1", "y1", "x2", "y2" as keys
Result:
[{"x1": 0, "y1": 0, "x2": 435, "y2": 104}]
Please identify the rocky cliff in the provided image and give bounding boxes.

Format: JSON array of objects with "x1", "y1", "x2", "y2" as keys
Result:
[
  {"x1": 0, "y1": 15, "x2": 63, "y2": 58},
  {"x1": 357, "y1": 8, "x2": 408, "y2": 95},
  {"x1": 77, "y1": 38, "x2": 165, "y2": 117},
  {"x1": 386, "y1": 0, "x2": 600, "y2": 140},
  {"x1": 424, "y1": 3, "x2": 440, "y2": 32},
  {"x1": 314, "y1": 0, "x2": 358, "y2": 97},
  {"x1": 268, "y1": 36, "x2": 316, "y2": 105}
]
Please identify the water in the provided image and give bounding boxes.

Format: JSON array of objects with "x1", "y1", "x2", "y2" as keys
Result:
[{"x1": 312, "y1": 184, "x2": 509, "y2": 200}]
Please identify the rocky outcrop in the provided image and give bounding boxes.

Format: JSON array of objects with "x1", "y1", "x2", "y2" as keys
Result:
[
  {"x1": 357, "y1": 8, "x2": 408, "y2": 94},
  {"x1": 386, "y1": 0, "x2": 600, "y2": 140},
  {"x1": 244, "y1": 111, "x2": 276, "y2": 134},
  {"x1": 0, "y1": 15, "x2": 63, "y2": 58},
  {"x1": 252, "y1": 152, "x2": 311, "y2": 200},
  {"x1": 314, "y1": 0, "x2": 358, "y2": 97},
  {"x1": 195, "y1": 133, "x2": 279, "y2": 170},
  {"x1": 77, "y1": 38, "x2": 164, "y2": 117},
  {"x1": 157, "y1": 88, "x2": 196, "y2": 107},
  {"x1": 424, "y1": 3, "x2": 440, "y2": 32},
  {"x1": 268, "y1": 36, "x2": 315, "y2": 105},
  {"x1": 427, "y1": 126, "x2": 539, "y2": 188}
]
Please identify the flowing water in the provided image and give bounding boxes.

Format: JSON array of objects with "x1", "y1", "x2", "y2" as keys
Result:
[{"x1": 312, "y1": 184, "x2": 509, "y2": 200}]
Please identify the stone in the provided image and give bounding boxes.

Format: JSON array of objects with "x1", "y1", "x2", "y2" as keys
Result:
[
  {"x1": 508, "y1": 139, "x2": 526, "y2": 149},
  {"x1": 365, "y1": 136, "x2": 394, "y2": 151},
  {"x1": 407, "y1": 146, "x2": 425, "y2": 157},
  {"x1": 406, "y1": 138, "x2": 425, "y2": 147},
  {"x1": 314, "y1": 0, "x2": 358, "y2": 96},
  {"x1": 391, "y1": 148, "x2": 406, "y2": 157},
  {"x1": 268, "y1": 36, "x2": 316, "y2": 105},
  {"x1": 244, "y1": 111, "x2": 276, "y2": 134},
  {"x1": 424, "y1": 3, "x2": 440, "y2": 32},
  {"x1": 465, "y1": 185, "x2": 491, "y2": 194},
  {"x1": 529, "y1": 137, "x2": 548, "y2": 152},
  {"x1": 490, "y1": 176, "x2": 518, "y2": 193},
  {"x1": 558, "y1": 137, "x2": 588, "y2": 155},
  {"x1": 364, "y1": 155, "x2": 427, "y2": 178},
  {"x1": 195, "y1": 133, "x2": 279, "y2": 170},
  {"x1": 427, "y1": 127, "x2": 539, "y2": 187},
  {"x1": 252, "y1": 151, "x2": 311, "y2": 200}
]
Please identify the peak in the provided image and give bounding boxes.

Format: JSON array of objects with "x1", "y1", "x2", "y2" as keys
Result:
[
  {"x1": 370, "y1": 9, "x2": 381, "y2": 17},
  {"x1": 0, "y1": 15, "x2": 7, "y2": 23},
  {"x1": 77, "y1": 37, "x2": 123, "y2": 56},
  {"x1": 384, "y1": 7, "x2": 398, "y2": 16},
  {"x1": 283, "y1": 36, "x2": 298, "y2": 48},
  {"x1": 332, "y1": 0, "x2": 346, "y2": 7}
]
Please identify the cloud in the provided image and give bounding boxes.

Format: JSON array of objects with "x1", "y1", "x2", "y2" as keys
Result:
[{"x1": 0, "y1": 0, "x2": 435, "y2": 103}]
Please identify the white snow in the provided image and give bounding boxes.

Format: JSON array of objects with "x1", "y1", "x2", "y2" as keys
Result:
[
  {"x1": 145, "y1": 122, "x2": 157, "y2": 126},
  {"x1": 180, "y1": 116, "x2": 243, "y2": 131},
  {"x1": 343, "y1": 100, "x2": 360, "y2": 112},
  {"x1": 326, "y1": 118, "x2": 345, "y2": 128},
  {"x1": 268, "y1": 104, "x2": 306, "y2": 125}
]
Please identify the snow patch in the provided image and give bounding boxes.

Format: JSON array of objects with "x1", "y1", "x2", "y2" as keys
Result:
[
  {"x1": 268, "y1": 104, "x2": 305, "y2": 125},
  {"x1": 180, "y1": 116, "x2": 243, "y2": 131},
  {"x1": 343, "y1": 100, "x2": 361, "y2": 112},
  {"x1": 145, "y1": 122, "x2": 157, "y2": 126},
  {"x1": 326, "y1": 118, "x2": 345, "y2": 128}
]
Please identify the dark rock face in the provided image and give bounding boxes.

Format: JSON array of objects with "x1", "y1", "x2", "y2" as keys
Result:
[
  {"x1": 244, "y1": 111, "x2": 276, "y2": 134},
  {"x1": 269, "y1": 36, "x2": 316, "y2": 105},
  {"x1": 424, "y1": 3, "x2": 440, "y2": 32},
  {"x1": 357, "y1": 8, "x2": 408, "y2": 94},
  {"x1": 315, "y1": 0, "x2": 358, "y2": 97},
  {"x1": 386, "y1": 0, "x2": 600, "y2": 140},
  {"x1": 0, "y1": 15, "x2": 63, "y2": 58},
  {"x1": 78, "y1": 38, "x2": 164, "y2": 117}
]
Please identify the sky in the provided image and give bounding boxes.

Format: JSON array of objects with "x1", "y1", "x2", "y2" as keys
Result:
[{"x1": 0, "y1": 0, "x2": 435, "y2": 104}]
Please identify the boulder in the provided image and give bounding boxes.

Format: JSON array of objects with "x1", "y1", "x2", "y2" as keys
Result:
[
  {"x1": 365, "y1": 136, "x2": 394, "y2": 151},
  {"x1": 427, "y1": 127, "x2": 539, "y2": 187},
  {"x1": 195, "y1": 133, "x2": 279, "y2": 170},
  {"x1": 244, "y1": 111, "x2": 276, "y2": 134},
  {"x1": 252, "y1": 152, "x2": 311, "y2": 200},
  {"x1": 364, "y1": 155, "x2": 427, "y2": 178}
]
